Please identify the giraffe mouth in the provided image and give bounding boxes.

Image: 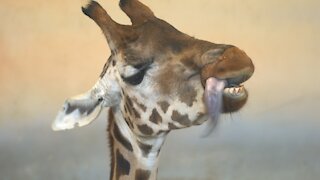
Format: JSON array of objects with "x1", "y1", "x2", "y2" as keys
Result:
[
  {"x1": 203, "y1": 76, "x2": 248, "y2": 133},
  {"x1": 203, "y1": 78, "x2": 248, "y2": 112},
  {"x1": 224, "y1": 84, "x2": 246, "y2": 98},
  {"x1": 204, "y1": 77, "x2": 248, "y2": 136},
  {"x1": 200, "y1": 46, "x2": 254, "y2": 122}
]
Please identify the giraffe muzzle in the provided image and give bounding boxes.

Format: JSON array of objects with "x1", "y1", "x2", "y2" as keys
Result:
[
  {"x1": 201, "y1": 46, "x2": 254, "y2": 114},
  {"x1": 200, "y1": 46, "x2": 254, "y2": 87}
]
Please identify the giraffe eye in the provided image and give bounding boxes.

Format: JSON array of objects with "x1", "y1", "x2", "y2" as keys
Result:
[{"x1": 121, "y1": 61, "x2": 152, "y2": 85}]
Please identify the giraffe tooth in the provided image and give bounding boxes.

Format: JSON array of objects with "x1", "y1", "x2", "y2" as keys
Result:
[
  {"x1": 240, "y1": 87, "x2": 244, "y2": 92},
  {"x1": 232, "y1": 88, "x2": 236, "y2": 95},
  {"x1": 235, "y1": 87, "x2": 240, "y2": 94}
]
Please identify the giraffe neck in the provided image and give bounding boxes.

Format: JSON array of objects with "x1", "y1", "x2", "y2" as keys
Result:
[{"x1": 108, "y1": 108, "x2": 167, "y2": 180}]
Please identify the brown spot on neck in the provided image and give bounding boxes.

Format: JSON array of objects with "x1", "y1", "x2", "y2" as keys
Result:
[
  {"x1": 179, "y1": 85, "x2": 197, "y2": 107},
  {"x1": 132, "y1": 97, "x2": 147, "y2": 112},
  {"x1": 149, "y1": 109, "x2": 162, "y2": 124},
  {"x1": 168, "y1": 122, "x2": 179, "y2": 129},
  {"x1": 132, "y1": 107, "x2": 141, "y2": 119},
  {"x1": 125, "y1": 97, "x2": 134, "y2": 116},
  {"x1": 125, "y1": 95, "x2": 134, "y2": 107},
  {"x1": 158, "y1": 101, "x2": 170, "y2": 113},
  {"x1": 107, "y1": 109, "x2": 115, "y2": 180},
  {"x1": 171, "y1": 110, "x2": 191, "y2": 126},
  {"x1": 137, "y1": 141, "x2": 153, "y2": 157},
  {"x1": 124, "y1": 96, "x2": 144, "y2": 119},
  {"x1": 124, "y1": 117, "x2": 134, "y2": 129},
  {"x1": 137, "y1": 124, "x2": 154, "y2": 136},
  {"x1": 115, "y1": 149, "x2": 130, "y2": 179},
  {"x1": 113, "y1": 122, "x2": 133, "y2": 151},
  {"x1": 124, "y1": 105, "x2": 128, "y2": 114},
  {"x1": 135, "y1": 169, "x2": 151, "y2": 180}
]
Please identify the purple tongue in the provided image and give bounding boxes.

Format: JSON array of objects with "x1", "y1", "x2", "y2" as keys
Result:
[{"x1": 203, "y1": 77, "x2": 226, "y2": 136}]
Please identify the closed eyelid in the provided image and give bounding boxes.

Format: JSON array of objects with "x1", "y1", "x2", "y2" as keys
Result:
[
  {"x1": 121, "y1": 61, "x2": 153, "y2": 85},
  {"x1": 121, "y1": 68, "x2": 148, "y2": 85}
]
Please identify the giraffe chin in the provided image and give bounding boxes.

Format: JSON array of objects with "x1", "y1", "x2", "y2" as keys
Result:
[{"x1": 222, "y1": 86, "x2": 248, "y2": 113}]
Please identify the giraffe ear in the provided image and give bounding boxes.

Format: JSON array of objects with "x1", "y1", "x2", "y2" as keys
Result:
[{"x1": 52, "y1": 93, "x2": 103, "y2": 131}]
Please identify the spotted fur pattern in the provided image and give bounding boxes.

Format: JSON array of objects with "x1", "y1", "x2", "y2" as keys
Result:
[{"x1": 53, "y1": 0, "x2": 254, "y2": 179}]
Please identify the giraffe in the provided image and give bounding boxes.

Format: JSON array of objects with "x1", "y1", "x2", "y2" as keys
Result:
[{"x1": 52, "y1": 0, "x2": 254, "y2": 179}]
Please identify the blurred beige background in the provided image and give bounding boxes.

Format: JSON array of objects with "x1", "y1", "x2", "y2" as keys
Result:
[{"x1": 1, "y1": 0, "x2": 320, "y2": 179}]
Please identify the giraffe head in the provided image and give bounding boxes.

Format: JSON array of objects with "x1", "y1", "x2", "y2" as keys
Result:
[{"x1": 52, "y1": 0, "x2": 254, "y2": 136}]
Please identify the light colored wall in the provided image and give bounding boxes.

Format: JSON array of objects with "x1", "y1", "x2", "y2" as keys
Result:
[
  {"x1": 1, "y1": 0, "x2": 319, "y2": 121},
  {"x1": 1, "y1": 0, "x2": 319, "y2": 179}
]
